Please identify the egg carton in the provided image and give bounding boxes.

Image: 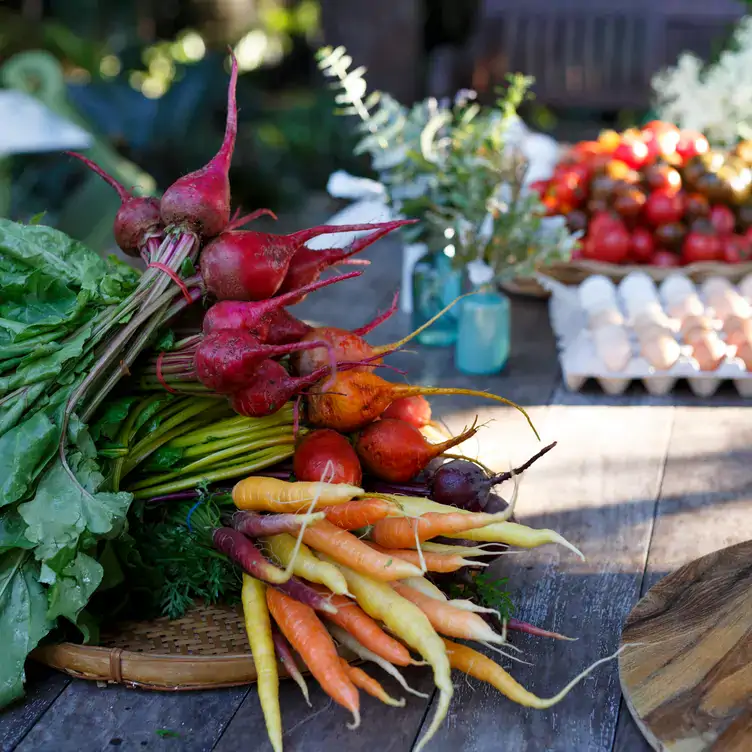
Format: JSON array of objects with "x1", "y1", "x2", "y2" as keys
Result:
[{"x1": 537, "y1": 271, "x2": 752, "y2": 398}]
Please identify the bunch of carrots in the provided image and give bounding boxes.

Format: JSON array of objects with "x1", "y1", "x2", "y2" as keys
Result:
[{"x1": 69, "y1": 52, "x2": 623, "y2": 750}]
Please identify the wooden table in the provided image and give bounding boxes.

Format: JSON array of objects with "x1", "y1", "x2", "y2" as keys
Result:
[{"x1": 2, "y1": 235, "x2": 751, "y2": 752}]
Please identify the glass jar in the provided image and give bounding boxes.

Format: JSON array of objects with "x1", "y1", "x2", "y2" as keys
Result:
[
  {"x1": 410, "y1": 251, "x2": 463, "y2": 346},
  {"x1": 455, "y1": 286, "x2": 511, "y2": 375}
]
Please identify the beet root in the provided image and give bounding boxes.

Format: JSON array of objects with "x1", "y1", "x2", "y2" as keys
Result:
[
  {"x1": 202, "y1": 270, "x2": 361, "y2": 338},
  {"x1": 159, "y1": 53, "x2": 238, "y2": 237},
  {"x1": 381, "y1": 395, "x2": 432, "y2": 428},
  {"x1": 293, "y1": 429, "x2": 362, "y2": 485},
  {"x1": 355, "y1": 418, "x2": 479, "y2": 483},
  {"x1": 194, "y1": 330, "x2": 331, "y2": 394},
  {"x1": 262, "y1": 309, "x2": 312, "y2": 345},
  {"x1": 306, "y1": 370, "x2": 538, "y2": 435},
  {"x1": 277, "y1": 219, "x2": 414, "y2": 303},
  {"x1": 66, "y1": 152, "x2": 162, "y2": 256},
  {"x1": 201, "y1": 222, "x2": 404, "y2": 302}
]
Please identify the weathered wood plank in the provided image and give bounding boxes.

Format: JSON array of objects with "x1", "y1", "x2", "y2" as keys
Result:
[
  {"x1": 15, "y1": 682, "x2": 249, "y2": 752},
  {"x1": 0, "y1": 665, "x2": 69, "y2": 752},
  {"x1": 613, "y1": 403, "x2": 752, "y2": 752},
  {"x1": 417, "y1": 387, "x2": 675, "y2": 752}
]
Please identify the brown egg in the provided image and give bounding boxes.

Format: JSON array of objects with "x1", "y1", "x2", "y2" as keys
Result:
[
  {"x1": 736, "y1": 339, "x2": 752, "y2": 370},
  {"x1": 680, "y1": 315, "x2": 714, "y2": 341},
  {"x1": 690, "y1": 332, "x2": 727, "y2": 371},
  {"x1": 640, "y1": 333, "x2": 681, "y2": 371},
  {"x1": 725, "y1": 316, "x2": 752, "y2": 348},
  {"x1": 706, "y1": 288, "x2": 751, "y2": 320}
]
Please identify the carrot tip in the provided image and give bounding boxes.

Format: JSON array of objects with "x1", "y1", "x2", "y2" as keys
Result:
[{"x1": 346, "y1": 709, "x2": 361, "y2": 731}]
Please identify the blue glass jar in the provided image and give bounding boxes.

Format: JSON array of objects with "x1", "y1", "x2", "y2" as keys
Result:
[
  {"x1": 411, "y1": 251, "x2": 463, "y2": 347},
  {"x1": 455, "y1": 286, "x2": 511, "y2": 375}
]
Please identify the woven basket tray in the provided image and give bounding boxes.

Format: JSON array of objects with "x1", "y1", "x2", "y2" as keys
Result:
[
  {"x1": 33, "y1": 603, "x2": 265, "y2": 691},
  {"x1": 503, "y1": 260, "x2": 752, "y2": 299}
]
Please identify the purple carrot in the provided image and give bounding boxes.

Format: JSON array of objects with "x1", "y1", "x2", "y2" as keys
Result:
[
  {"x1": 212, "y1": 527, "x2": 291, "y2": 584},
  {"x1": 272, "y1": 627, "x2": 311, "y2": 705},
  {"x1": 277, "y1": 220, "x2": 415, "y2": 303},
  {"x1": 228, "y1": 510, "x2": 325, "y2": 537},
  {"x1": 274, "y1": 576, "x2": 337, "y2": 614}
]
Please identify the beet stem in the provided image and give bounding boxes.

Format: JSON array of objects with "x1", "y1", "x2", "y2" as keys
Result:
[
  {"x1": 490, "y1": 442, "x2": 557, "y2": 485},
  {"x1": 353, "y1": 291, "x2": 400, "y2": 337},
  {"x1": 65, "y1": 151, "x2": 131, "y2": 201}
]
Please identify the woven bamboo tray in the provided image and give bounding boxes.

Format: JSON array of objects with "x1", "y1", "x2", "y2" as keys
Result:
[
  {"x1": 503, "y1": 260, "x2": 752, "y2": 299},
  {"x1": 33, "y1": 603, "x2": 268, "y2": 691}
]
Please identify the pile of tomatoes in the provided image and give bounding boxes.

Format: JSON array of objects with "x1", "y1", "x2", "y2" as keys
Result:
[{"x1": 533, "y1": 121, "x2": 752, "y2": 267}]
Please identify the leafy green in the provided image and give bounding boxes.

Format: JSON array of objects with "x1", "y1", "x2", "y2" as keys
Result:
[
  {"x1": 46, "y1": 551, "x2": 103, "y2": 626},
  {"x1": 140, "y1": 446, "x2": 184, "y2": 473},
  {"x1": 19, "y1": 453, "x2": 131, "y2": 562},
  {"x1": 90, "y1": 396, "x2": 141, "y2": 442},
  {"x1": 0, "y1": 509, "x2": 33, "y2": 554},
  {"x1": 0, "y1": 411, "x2": 58, "y2": 508},
  {"x1": 0, "y1": 551, "x2": 53, "y2": 707}
]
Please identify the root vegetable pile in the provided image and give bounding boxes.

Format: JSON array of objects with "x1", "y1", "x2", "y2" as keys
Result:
[{"x1": 0, "y1": 53, "x2": 621, "y2": 749}]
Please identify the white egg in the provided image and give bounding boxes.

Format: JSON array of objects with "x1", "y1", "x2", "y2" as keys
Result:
[
  {"x1": 666, "y1": 294, "x2": 704, "y2": 320},
  {"x1": 593, "y1": 325, "x2": 632, "y2": 372},
  {"x1": 739, "y1": 274, "x2": 752, "y2": 301},
  {"x1": 701, "y1": 277, "x2": 733, "y2": 301},
  {"x1": 632, "y1": 306, "x2": 671, "y2": 333},
  {"x1": 659, "y1": 274, "x2": 695, "y2": 305},
  {"x1": 619, "y1": 271, "x2": 657, "y2": 302},
  {"x1": 589, "y1": 308, "x2": 624, "y2": 329},
  {"x1": 579, "y1": 275, "x2": 617, "y2": 313},
  {"x1": 624, "y1": 294, "x2": 662, "y2": 320}
]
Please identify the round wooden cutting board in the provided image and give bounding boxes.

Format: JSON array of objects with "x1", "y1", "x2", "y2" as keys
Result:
[{"x1": 619, "y1": 541, "x2": 752, "y2": 751}]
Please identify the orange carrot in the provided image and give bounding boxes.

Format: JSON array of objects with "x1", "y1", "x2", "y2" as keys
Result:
[
  {"x1": 266, "y1": 587, "x2": 360, "y2": 727},
  {"x1": 323, "y1": 498, "x2": 398, "y2": 530},
  {"x1": 370, "y1": 511, "x2": 509, "y2": 549},
  {"x1": 392, "y1": 582, "x2": 504, "y2": 644},
  {"x1": 367, "y1": 543, "x2": 488, "y2": 573},
  {"x1": 301, "y1": 519, "x2": 422, "y2": 580},
  {"x1": 339, "y1": 658, "x2": 404, "y2": 707},
  {"x1": 315, "y1": 588, "x2": 414, "y2": 667}
]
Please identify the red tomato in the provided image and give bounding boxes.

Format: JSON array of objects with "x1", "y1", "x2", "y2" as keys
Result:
[
  {"x1": 644, "y1": 164, "x2": 682, "y2": 194},
  {"x1": 675, "y1": 131, "x2": 710, "y2": 164},
  {"x1": 590, "y1": 220, "x2": 631, "y2": 264},
  {"x1": 630, "y1": 227, "x2": 655, "y2": 263},
  {"x1": 550, "y1": 170, "x2": 587, "y2": 207},
  {"x1": 641, "y1": 122, "x2": 681, "y2": 163},
  {"x1": 720, "y1": 234, "x2": 751, "y2": 264},
  {"x1": 651, "y1": 250, "x2": 681, "y2": 267},
  {"x1": 745, "y1": 226, "x2": 752, "y2": 245},
  {"x1": 613, "y1": 138, "x2": 649, "y2": 170},
  {"x1": 589, "y1": 211, "x2": 622, "y2": 238},
  {"x1": 644, "y1": 189, "x2": 684, "y2": 226},
  {"x1": 709, "y1": 205, "x2": 736, "y2": 236},
  {"x1": 682, "y1": 230, "x2": 722, "y2": 264}
]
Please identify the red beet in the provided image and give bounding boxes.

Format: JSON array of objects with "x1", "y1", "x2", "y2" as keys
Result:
[
  {"x1": 201, "y1": 221, "x2": 407, "y2": 302},
  {"x1": 160, "y1": 53, "x2": 238, "y2": 237},
  {"x1": 194, "y1": 329, "x2": 331, "y2": 394},
  {"x1": 381, "y1": 395, "x2": 432, "y2": 428},
  {"x1": 66, "y1": 152, "x2": 162, "y2": 256},
  {"x1": 293, "y1": 429, "x2": 362, "y2": 485},
  {"x1": 202, "y1": 270, "x2": 361, "y2": 339},
  {"x1": 355, "y1": 418, "x2": 479, "y2": 483},
  {"x1": 263, "y1": 309, "x2": 312, "y2": 345},
  {"x1": 277, "y1": 220, "x2": 414, "y2": 303}
]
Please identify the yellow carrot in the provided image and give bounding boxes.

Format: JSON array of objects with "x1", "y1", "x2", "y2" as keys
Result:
[
  {"x1": 383, "y1": 496, "x2": 584, "y2": 558},
  {"x1": 241, "y1": 575, "x2": 282, "y2": 752},
  {"x1": 443, "y1": 638, "x2": 624, "y2": 708},
  {"x1": 233, "y1": 476, "x2": 363, "y2": 512},
  {"x1": 325, "y1": 557, "x2": 452, "y2": 752},
  {"x1": 264, "y1": 533, "x2": 350, "y2": 595}
]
